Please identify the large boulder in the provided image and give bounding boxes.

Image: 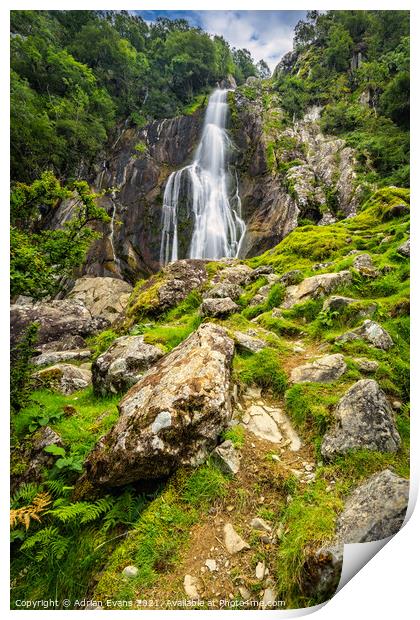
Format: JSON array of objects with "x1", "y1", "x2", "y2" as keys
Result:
[
  {"x1": 85, "y1": 324, "x2": 234, "y2": 486},
  {"x1": 290, "y1": 354, "x2": 347, "y2": 384},
  {"x1": 68, "y1": 276, "x2": 133, "y2": 322},
  {"x1": 281, "y1": 271, "x2": 352, "y2": 309},
  {"x1": 203, "y1": 282, "x2": 243, "y2": 300},
  {"x1": 304, "y1": 469, "x2": 409, "y2": 599},
  {"x1": 321, "y1": 380, "x2": 401, "y2": 460},
  {"x1": 92, "y1": 335, "x2": 163, "y2": 396},
  {"x1": 32, "y1": 363, "x2": 92, "y2": 395},
  {"x1": 11, "y1": 298, "x2": 108, "y2": 349},
  {"x1": 199, "y1": 297, "x2": 239, "y2": 318},
  {"x1": 336, "y1": 319, "x2": 393, "y2": 350}
]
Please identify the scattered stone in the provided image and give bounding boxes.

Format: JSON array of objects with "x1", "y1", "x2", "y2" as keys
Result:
[
  {"x1": 392, "y1": 400, "x2": 403, "y2": 410},
  {"x1": 204, "y1": 559, "x2": 217, "y2": 572},
  {"x1": 33, "y1": 349, "x2": 91, "y2": 367},
  {"x1": 322, "y1": 295, "x2": 356, "y2": 312},
  {"x1": 211, "y1": 440, "x2": 240, "y2": 476},
  {"x1": 85, "y1": 324, "x2": 234, "y2": 486},
  {"x1": 32, "y1": 364, "x2": 92, "y2": 395},
  {"x1": 223, "y1": 523, "x2": 250, "y2": 554},
  {"x1": 353, "y1": 357, "x2": 379, "y2": 373},
  {"x1": 238, "y1": 586, "x2": 251, "y2": 600},
  {"x1": 122, "y1": 565, "x2": 138, "y2": 578},
  {"x1": 353, "y1": 254, "x2": 379, "y2": 277},
  {"x1": 321, "y1": 380, "x2": 401, "y2": 460},
  {"x1": 200, "y1": 297, "x2": 239, "y2": 318},
  {"x1": 337, "y1": 319, "x2": 393, "y2": 350},
  {"x1": 305, "y1": 469, "x2": 409, "y2": 599},
  {"x1": 261, "y1": 588, "x2": 277, "y2": 609},
  {"x1": 312, "y1": 261, "x2": 334, "y2": 271},
  {"x1": 255, "y1": 561, "x2": 265, "y2": 580},
  {"x1": 250, "y1": 517, "x2": 272, "y2": 533},
  {"x1": 282, "y1": 271, "x2": 352, "y2": 309},
  {"x1": 397, "y1": 238, "x2": 410, "y2": 257},
  {"x1": 233, "y1": 331, "x2": 267, "y2": 354},
  {"x1": 290, "y1": 354, "x2": 347, "y2": 384},
  {"x1": 68, "y1": 276, "x2": 133, "y2": 322},
  {"x1": 183, "y1": 575, "x2": 201, "y2": 599},
  {"x1": 92, "y1": 335, "x2": 163, "y2": 396}
]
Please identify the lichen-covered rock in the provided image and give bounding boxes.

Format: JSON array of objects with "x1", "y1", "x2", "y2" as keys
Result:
[
  {"x1": 92, "y1": 335, "x2": 163, "y2": 396},
  {"x1": 36, "y1": 335, "x2": 88, "y2": 353},
  {"x1": 353, "y1": 358, "x2": 379, "y2": 373},
  {"x1": 336, "y1": 319, "x2": 393, "y2": 350},
  {"x1": 233, "y1": 331, "x2": 267, "y2": 353},
  {"x1": 200, "y1": 297, "x2": 239, "y2": 318},
  {"x1": 11, "y1": 426, "x2": 63, "y2": 491},
  {"x1": 279, "y1": 270, "x2": 303, "y2": 287},
  {"x1": 290, "y1": 354, "x2": 347, "y2": 384},
  {"x1": 321, "y1": 380, "x2": 401, "y2": 459},
  {"x1": 216, "y1": 264, "x2": 254, "y2": 286},
  {"x1": 33, "y1": 364, "x2": 92, "y2": 395},
  {"x1": 204, "y1": 282, "x2": 243, "y2": 300},
  {"x1": 33, "y1": 349, "x2": 91, "y2": 367},
  {"x1": 398, "y1": 238, "x2": 410, "y2": 257},
  {"x1": 68, "y1": 276, "x2": 133, "y2": 322},
  {"x1": 282, "y1": 271, "x2": 352, "y2": 309},
  {"x1": 11, "y1": 298, "x2": 109, "y2": 349},
  {"x1": 85, "y1": 324, "x2": 234, "y2": 486},
  {"x1": 304, "y1": 470, "x2": 409, "y2": 599},
  {"x1": 353, "y1": 254, "x2": 379, "y2": 277}
]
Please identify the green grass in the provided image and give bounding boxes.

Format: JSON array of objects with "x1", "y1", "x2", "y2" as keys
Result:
[
  {"x1": 222, "y1": 425, "x2": 246, "y2": 449},
  {"x1": 234, "y1": 348, "x2": 288, "y2": 396},
  {"x1": 87, "y1": 329, "x2": 119, "y2": 360},
  {"x1": 285, "y1": 383, "x2": 341, "y2": 444}
]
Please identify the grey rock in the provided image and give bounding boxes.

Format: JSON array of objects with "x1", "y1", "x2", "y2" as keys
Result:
[
  {"x1": 122, "y1": 565, "x2": 138, "y2": 578},
  {"x1": 255, "y1": 561, "x2": 265, "y2": 580},
  {"x1": 233, "y1": 331, "x2": 267, "y2": 354},
  {"x1": 321, "y1": 380, "x2": 401, "y2": 459},
  {"x1": 305, "y1": 469, "x2": 409, "y2": 599},
  {"x1": 223, "y1": 523, "x2": 250, "y2": 554},
  {"x1": 322, "y1": 295, "x2": 356, "y2": 312},
  {"x1": 33, "y1": 349, "x2": 91, "y2": 367},
  {"x1": 279, "y1": 270, "x2": 303, "y2": 287},
  {"x1": 32, "y1": 426, "x2": 63, "y2": 451},
  {"x1": 68, "y1": 276, "x2": 133, "y2": 322},
  {"x1": 204, "y1": 559, "x2": 217, "y2": 572},
  {"x1": 200, "y1": 297, "x2": 239, "y2": 318},
  {"x1": 92, "y1": 335, "x2": 163, "y2": 396},
  {"x1": 85, "y1": 324, "x2": 234, "y2": 485},
  {"x1": 32, "y1": 364, "x2": 92, "y2": 395},
  {"x1": 250, "y1": 517, "x2": 272, "y2": 533},
  {"x1": 216, "y1": 264, "x2": 254, "y2": 286},
  {"x1": 290, "y1": 354, "x2": 347, "y2": 384},
  {"x1": 282, "y1": 271, "x2": 352, "y2": 309},
  {"x1": 204, "y1": 282, "x2": 243, "y2": 300},
  {"x1": 353, "y1": 253, "x2": 379, "y2": 277},
  {"x1": 183, "y1": 574, "x2": 201, "y2": 599},
  {"x1": 211, "y1": 440, "x2": 240, "y2": 476},
  {"x1": 398, "y1": 238, "x2": 410, "y2": 257},
  {"x1": 337, "y1": 320, "x2": 393, "y2": 350},
  {"x1": 353, "y1": 358, "x2": 379, "y2": 373},
  {"x1": 36, "y1": 335, "x2": 87, "y2": 353},
  {"x1": 318, "y1": 212, "x2": 337, "y2": 226}
]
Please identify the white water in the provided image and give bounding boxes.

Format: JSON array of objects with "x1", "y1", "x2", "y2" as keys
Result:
[{"x1": 160, "y1": 89, "x2": 246, "y2": 265}]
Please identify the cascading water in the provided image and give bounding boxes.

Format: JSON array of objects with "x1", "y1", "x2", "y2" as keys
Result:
[{"x1": 160, "y1": 89, "x2": 246, "y2": 265}]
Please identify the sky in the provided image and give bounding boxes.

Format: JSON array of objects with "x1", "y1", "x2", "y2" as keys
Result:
[{"x1": 136, "y1": 10, "x2": 306, "y2": 72}]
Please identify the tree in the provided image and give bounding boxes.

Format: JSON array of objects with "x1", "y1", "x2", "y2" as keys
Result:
[
  {"x1": 325, "y1": 23, "x2": 353, "y2": 72},
  {"x1": 256, "y1": 59, "x2": 270, "y2": 79},
  {"x1": 232, "y1": 48, "x2": 257, "y2": 83}
]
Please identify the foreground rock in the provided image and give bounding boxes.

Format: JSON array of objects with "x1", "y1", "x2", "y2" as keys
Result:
[
  {"x1": 200, "y1": 297, "x2": 239, "y2": 318},
  {"x1": 92, "y1": 335, "x2": 163, "y2": 396},
  {"x1": 321, "y1": 380, "x2": 401, "y2": 459},
  {"x1": 336, "y1": 319, "x2": 393, "y2": 350},
  {"x1": 11, "y1": 298, "x2": 108, "y2": 349},
  {"x1": 33, "y1": 364, "x2": 92, "y2": 395},
  {"x1": 223, "y1": 523, "x2": 250, "y2": 554},
  {"x1": 290, "y1": 354, "x2": 347, "y2": 384},
  {"x1": 204, "y1": 282, "x2": 243, "y2": 300},
  {"x1": 304, "y1": 470, "x2": 409, "y2": 599},
  {"x1": 353, "y1": 253, "x2": 379, "y2": 277},
  {"x1": 68, "y1": 276, "x2": 133, "y2": 322},
  {"x1": 85, "y1": 324, "x2": 234, "y2": 485},
  {"x1": 211, "y1": 440, "x2": 240, "y2": 476},
  {"x1": 282, "y1": 271, "x2": 352, "y2": 309}
]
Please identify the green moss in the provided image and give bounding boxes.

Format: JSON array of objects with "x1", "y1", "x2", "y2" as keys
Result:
[
  {"x1": 125, "y1": 273, "x2": 164, "y2": 322},
  {"x1": 87, "y1": 329, "x2": 119, "y2": 360},
  {"x1": 182, "y1": 93, "x2": 208, "y2": 115}
]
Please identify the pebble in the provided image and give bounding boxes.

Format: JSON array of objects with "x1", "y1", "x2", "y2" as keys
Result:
[
  {"x1": 239, "y1": 586, "x2": 251, "y2": 600},
  {"x1": 205, "y1": 559, "x2": 217, "y2": 572},
  {"x1": 261, "y1": 588, "x2": 277, "y2": 609},
  {"x1": 255, "y1": 561, "x2": 265, "y2": 580},
  {"x1": 122, "y1": 565, "x2": 138, "y2": 578},
  {"x1": 250, "y1": 517, "x2": 272, "y2": 533}
]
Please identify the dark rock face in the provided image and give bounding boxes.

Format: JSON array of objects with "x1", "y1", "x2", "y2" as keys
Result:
[
  {"x1": 321, "y1": 379, "x2": 401, "y2": 459},
  {"x1": 304, "y1": 469, "x2": 409, "y2": 600},
  {"x1": 11, "y1": 299, "x2": 109, "y2": 349},
  {"x1": 85, "y1": 324, "x2": 235, "y2": 486}
]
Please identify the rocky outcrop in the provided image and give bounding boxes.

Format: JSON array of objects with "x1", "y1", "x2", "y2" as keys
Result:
[
  {"x1": 92, "y1": 335, "x2": 163, "y2": 396},
  {"x1": 200, "y1": 297, "x2": 239, "y2": 318},
  {"x1": 321, "y1": 380, "x2": 401, "y2": 459},
  {"x1": 85, "y1": 324, "x2": 234, "y2": 486},
  {"x1": 67, "y1": 276, "x2": 133, "y2": 322},
  {"x1": 304, "y1": 470, "x2": 409, "y2": 599},
  {"x1": 336, "y1": 320, "x2": 393, "y2": 350},
  {"x1": 32, "y1": 363, "x2": 92, "y2": 395},
  {"x1": 11, "y1": 298, "x2": 108, "y2": 349},
  {"x1": 282, "y1": 271, "x2": 352, "y2": 309},
  {"x1": 290, "y1": 354, "x2": 347, "y2": 384},
  {"x1": 33, "y1": 349, "x2": 91, "y2": 367}
]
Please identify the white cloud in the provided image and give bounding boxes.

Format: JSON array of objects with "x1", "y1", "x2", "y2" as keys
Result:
[{"x1": 199, "y1": 11, "x2": 301, "y2": 72}]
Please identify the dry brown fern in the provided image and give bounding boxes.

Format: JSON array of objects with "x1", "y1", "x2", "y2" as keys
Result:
[{"x1": 10, "y1": 492, "x2": 52, "y2": 530}]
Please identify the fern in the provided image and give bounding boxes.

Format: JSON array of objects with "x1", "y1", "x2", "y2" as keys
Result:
[
  {"x1": 10, "y1": 482, "x2": 42, "y2": 508},
  {"x1": 102, "y1": 489, "x2": 147, "y2": 532},
  {"x1": 48, "y1": 497, "x2": 115, "y2": 525},
  {"x1": 20, "y1": 526, "x2": 69, "y2": 561},
  {"x1": 43, "y1": 477, "x2": 73, "y2": 498},
  {"x1": 10, "y1": 492, "x2": 52, "y2": 530}
]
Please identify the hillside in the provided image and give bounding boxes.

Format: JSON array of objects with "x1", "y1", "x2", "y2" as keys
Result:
[{"x1": 10, "y1": 10, "x2": 410, "y2": 611}]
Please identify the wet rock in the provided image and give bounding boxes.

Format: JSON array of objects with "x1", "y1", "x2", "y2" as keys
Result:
[
  {"x1": 184, "y1": 575, "x2": 201, "y2": 599},
  {"x1": 321, "y1": 380, "x2": 401, "y2": 460},
  {"x1": 398, "y1": 238, "x2": 410, "y2": 257},
  {"x1": 290, "y1": 354, "x2": 347, "y2": 384},
  {"x1": 68, "y1": 276, "x2": 133, "y2": 322},
  {"x1": 353, "y1": 254, "x2": 379, "y2": 277},
  {"x1": 336, "y1": 319, "x2": 393, "y2": 350},
  {"x1": 200, "y1": 297, "x2": 239, "y2": 318},
  {"x1": 211, "y1": 440, "x2": 240, "y2": 476},
  {"x1": 33, "y1": 349, "x2": 91, "y2": 367},
  {"x1": 11, "y1": 298, "x2": 109, "y2": 349},
  {"x1": 204, "y1": 282, "x2": 243, "y2": 300},
  {"x1": 305, "y1": 470, "x2": 409, "y2": 600},
  {"x1": 32, "y1": 364, "x2": 92, "y2": 395},
  {"x1": 282, "y1": 271, "x2": 352, "y2": 309},
  {"x1": 122, "y1": 565, "x2": 138, "y2": 578},
  {"x1": 223, "y1": 523, "x2": 250, "y2": 554},
  {"x1": 92, "y1": 335, "x2": 163, "y2": 396},
  {"x1": 85, "y1": 324, "x2": 234, "y2": 486},
  {"x1": 233, "y1": 331, "x2": 267, "y2": 354}
]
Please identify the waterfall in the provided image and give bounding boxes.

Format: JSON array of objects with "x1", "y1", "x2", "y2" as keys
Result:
[{"x1": 160, "y1": 88, "x2": 246, "y2": 265}]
